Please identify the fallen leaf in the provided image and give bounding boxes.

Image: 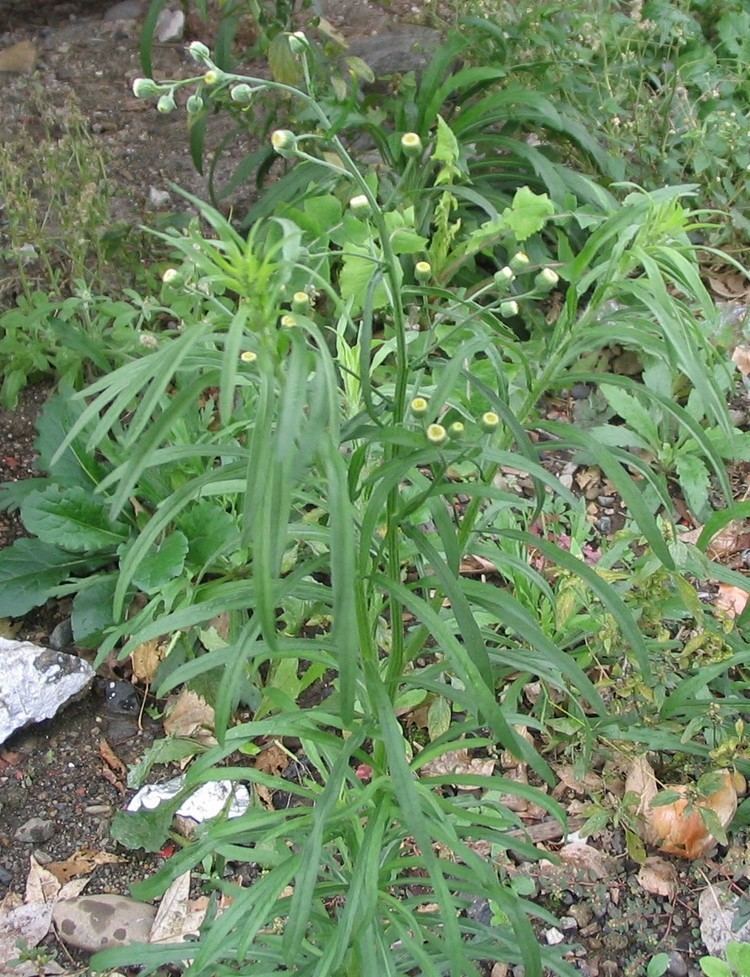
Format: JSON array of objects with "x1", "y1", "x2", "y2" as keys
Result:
[
  {"x1": 149, "y1": 871, "x2": 191, "y2": 943},
  {"x1": 163, "y1": 689, "x2": 215, "y2": 742},
  {"x1": 0, "y1": 40, "x2": 37, "y2": 73},
  {"x1": 100, "y1": 737, "x2": 127, "y2": 776},
  {"x1": 716, "y1": 584, "x2": 750, "y2": 618},
  {"x1": 25, "y1": 857, "x2": 60, "y2": 905},
  {"x1": 420, "y1": 748, "x2": 495, "y2": 786},
  {"x1": 552, "y1": 764, "x2": 604, "y2": 799},
  {"x1": 732, "y1": 346, "x2": 750, "y2": 377},
  {"x1": 556, "y1": 842, "x2": 614, "y2": 880},
  {"x1": 131, "y1": 638, "x2": 167, "y2": 684},
  {"x1": 252, "y1": 743, "x2": 290, "y2": 810},
  {"x1": 708, "y1": 272, "x2": 750, "y2": 300},
  {"x1": 46, "y1": 850, "x2": 124, "y2": 884},
  {"x1": 0, "y1": 903, "x2": 54, "y2": 965},
  {"x1": 637, "y1": 856, "x2": 677, "y2": 898}
]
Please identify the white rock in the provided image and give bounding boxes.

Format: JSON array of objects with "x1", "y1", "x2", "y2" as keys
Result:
[
  {"x1": 148, "y1": 186, "x2": 171, "y2": 208},
  {"x1": 699, "y1": 882, "x2": 750, "y2": 956},
  {"x1": 544, "y1": 927, "x2": 564, "y2": 945},
  {"x1": 0, "y1": 639, "x2": 94, "y2": 744},
  {"x1": 155, "y1": 8, "x2": 185, "y2": 43}
]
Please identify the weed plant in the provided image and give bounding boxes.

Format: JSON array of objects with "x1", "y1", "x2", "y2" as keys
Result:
[{"x1": 1, "y1": 30, "x2": 749, "y2": 977}]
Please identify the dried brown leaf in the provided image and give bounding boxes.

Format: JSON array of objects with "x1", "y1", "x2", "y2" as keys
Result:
[
  {"x1": 716, "y1": 584, "x2": 750, "y2": 618},
  {"x1": 99, "y1": 737, "x2": 127, "y2": 776},
  {"x1": 557, "y1": 842, "x2": 614, "y2": 880},
  {"x1": 46, "y1": 850, "x2": 124, "y2": 885},
  {"x1": 637, "y1": 856, "x2": 677, "y2": 898},
  {"x1": 420, "y1": 748, "x2": 495, "y2": 786},
  {"x1": 131, "y1": 638, "x2": 167, "y2": 683},
  {"x1": 163, "y1": 689, "x2": 216, "y2": 741}
]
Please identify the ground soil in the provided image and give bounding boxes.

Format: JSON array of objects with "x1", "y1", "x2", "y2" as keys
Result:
[{"x1": 0, "y1": 2, "x2": 748, "y2": 976}]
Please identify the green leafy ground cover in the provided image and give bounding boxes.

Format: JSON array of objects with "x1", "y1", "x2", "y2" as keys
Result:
[{"x1": 2, "y1": 3, "x2": 750, "y2": 974}]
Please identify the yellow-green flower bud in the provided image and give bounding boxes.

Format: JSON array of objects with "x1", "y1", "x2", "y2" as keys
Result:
[
  {"x1": 426, "y1": 423, "x2": 447, "y2": 445},
  {"x1": 188, "y1": 41, "x2": 212, "y2": 65},
  {"x1": 240, "y1": 350, "x2": 257, "y2": 363},
  {"x1": 203, "y1": 69, "x2": 221, "y2": 86},
  {"x1": 494, "y1": 266, "x2": 514, "y2": 290},
  {"x1": 231, "y1": 84, "x2": 254, "y2": 104},
  {"x1": 157, "y1": 93, "x2": 177, "y2": 113},
  {"x1": 500, "y1": 300, "x2": 519, "y2": 318},
  {"x1": 349, "y1": 194, "x2": 371, "y2": 217},
  {"x1": 448, "y1": 421, "x2": 465, "y2": 439},
  {"x1": 480, "y1": 411, "x2": 500, "y2": 432},
  {"x1": 162, "y1": 268, "x2": 180, "y2": 285},
  {"x1": 288, "y1": 31, "x2": 309, "y2": 54},
  {"x1": 414, "y1": 261, "x2": 432, "y2": 283},
  {"x1": 280, "y1": 313, "x2": 297, "y2": 328},
  {"x1": 186, "y1": 93, "x2": 204, "y2": 114},
  {"x1": 410, "y1": 396, "x2": 429, "y2": 417},
  {"x1": 271, "y1": 129, "x2": 297, "y2": 157},
  {"x1": 291, "y1": 291, "x2": 311, "y2": 314},
  {"x1": 132, "y1": 77, "x2": 161, "y2": 98},
  {"x1": 509, "y1": 251, "x2": 530, "y2": 273},
  {"x1": 535, "y1": 267, "x2": 559, "y2": 291},
  {"x1": 401, "y1": 132, "x2": 423, "y2": 157}
]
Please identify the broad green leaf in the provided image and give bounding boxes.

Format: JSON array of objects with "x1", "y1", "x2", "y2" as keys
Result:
[
  {"x1": 177, "y1": 502, "x2": 238, "y2": 570},
  {"x1": 726, "y1": 942, "x2": 750, "y2": 973},
  {"x1": 0, "y1": 539, "x2": 95, "y2": 617},
  {"x1": 267, "y1": 32, "x2": 302, "y2": 84},
  {"x1": 647, "y1": 953, "x2": 670, "y2": 977},
  {"x1": 501, "y1": 186, "x2": 555, "y2": 241},
  {"x1": 130, "y1": 531, "x2": 188, "y2": 594},
  {"x1": 110, "y1": 802, "x2": 178, "y2": 853},
  {"x1": 427, "y1": 696, "x2": 451, "y2": 741},
  {"x1": 699, "y1": 957, "x2": 732, "y2": 977},
  {"x1": 339, "y1": 245, "x2": 389, "y2": 313},
  {"x1": 390, "y1": 227, "x2": 429, "y2": 255},
  {"x1": 71, "y1": 574, "x2": 118, "y2": 647},
  {"x1": 22, "y1": 485, "x2": 128, "y2": 552},
  {"x1": 674, "y1": 452, "x2": 710, "y2": 520}
]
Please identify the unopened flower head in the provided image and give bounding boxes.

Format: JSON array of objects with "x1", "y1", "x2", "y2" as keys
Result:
[
  {"x1": 231, "y1": 84, "x2": 254, "y2": 104},
  {"x1": 288, "y1": 31, "x2": 309, "y2": 54},
  {"x1": 162, "y1": 268, "x2": 180, "y2": 285},
  {"x1": 240, "y1": 350, "x2": 257, "y2": 363},
  {"x1": 494, "y1": 266, "x2": 514, "y2": 290},
  {"x1": 480, "y1": 411, "x2": 500, "y2": 432},
  {"x1": 280, "y1": 314, "x2": 297, "y2": 328},
  {"x1": 410, "y1": 396, "x2": 429, "y2": 417},
  {"x1": 186, "y1": 94, "x2": 204, "y2": 114},
  {"x1": 401, "y1": 132, "x2": 423, "y2": 157},
  {"x1": 291, "y1": 291, "x2": 311, "y2": 314},
  {"x1": 271, "y1": 129, "x2": 297, "y2": 157},
  {"x1": 188, "y1": 41, "x2": 212, "y2": 65},
  {"x1": 535, "y1": 267, "x2": 559, "y2": 291},
  {"x1": 203, "y1": 69, "x2": 221, "y2": 86},
  {"x1": 414, "y1": 261, "x2": 432, "y2": 283},
  {"x1": 157, "y1": 93, "x2": 177, "y2": 114},
  {"x1": 349, "y1": 194, "x2": 371, "y2": 217},
  {"x1": 500, "y1": 300, "x2": 519, "y2": 318},
  {"x1": 139, "y1": 333, "x2": 159, "y2": 350},
  {"x1": 509, "y1": 251, "x2": 530, "y2": 273},
  {"x1": 426, "y1": 423, "x2": 447, "y2": 445},
  {"x1": 448, "y1": 421, "x2": 465, "y2": 439},
  {"x1": 132, "y1": 77, "x2": 161, "y2": 98}
]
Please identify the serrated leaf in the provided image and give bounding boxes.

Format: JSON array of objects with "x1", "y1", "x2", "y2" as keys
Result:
[
  {"x1": 130, "y1": 531, "x2": 188, "y2": 594},
  {"x1": 177, "y1": 501, "x2": 237, "y2": 570},
  {"x1": 432, "y1": 115, "x2": 461, "y2": 185},
  {"x1": 339, "y1": 245, "x2": 391, "y2": 313},
  {"x1": 0, "y1": 538, "x2": 93, "y2": 617},
  {"x1": 110, "y1": 803, "x2": 177, "y2": 853},
  {"x1": 22, "y1": 485, "x2": 128, "y2": 552},
  {"x1": 501, "y1": 186, "x2": 555, "y2": 242},
  {"x1": 674, "y1": 452, "x2": 711, "y2": 519},
  {"x1": 600, "y1": 383, "x2": 660, "y2": 449}
]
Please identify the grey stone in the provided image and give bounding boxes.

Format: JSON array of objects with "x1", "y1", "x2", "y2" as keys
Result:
[
  {"x1": 699, "y1": 883, "x2": 750, "y2": 957},
  {"x1": 49, "y1": 618, "x2": 74, "y2": 652},
  {"x1": 53, "y1": 895, "x2": 156, "y2": 952},
  {"x1": 155, "y1": 7, "x2": 185, "y2": 43},
  {"x1": 667, "y1": 950, "x2": 688, "y2": 977},
  {"x1": 348, "y1": 28, "x2": 442, "y2": 78},
  {"x1": 15, "y1": 817, "x2": 55, "y2": 844},
  {"x1": 148, "y1": 186, "x2": 171, "y2": 209},
  {"x1": 559, "y1": 915, "x2": 578, "y2": 931},
  {"x1": 102, "y1": 0, "x2": 145, "y2": 21},
  {"x1": 0, "y1": 638, "x2": 94, "y2": 744}
]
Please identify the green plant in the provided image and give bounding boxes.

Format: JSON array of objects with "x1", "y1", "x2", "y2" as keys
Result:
[
  {"x1": 5, "y1": 31, "x2": 749, "y2": 977},
  {"x1": 700, "y1": 941, "x2": 750, "y2": 977}
]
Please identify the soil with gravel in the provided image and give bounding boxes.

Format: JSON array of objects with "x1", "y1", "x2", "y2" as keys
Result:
[{"x1": 0, "y1": 2, "x2": 748, "y2": 975}]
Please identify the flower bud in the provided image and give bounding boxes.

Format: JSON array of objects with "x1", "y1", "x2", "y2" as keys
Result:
[
  {"x1": 493, "y1": 266, "x2": 514, "y2": 290},
  {"x1": 448, "y1": 421, "x2": 465, "y2": 439},
  {"x1": 157, "y1": 93, "x2": 177, "y2": 113},
  {"x1": 132, "y1": 77, "x2": 161, "y2": 98},
  {"x1": 509, "y1": 251, "x2": 530, "y2": 273},
  {"x1": 162, "y1": 268, "x2": 181, "y2": 285},
  {"x1": 288, "y1": 31, "x2": 309, "y2": 55},
  {"x1": 426, "y1": 423, "x2": 447, "y2": 445},
  {"x1": 535, "y1": 267, "x2": 559, "y2": 291},
  {"x1": 139, "y1": 333, "x2": 159, "y2": 350},
  {"x1": 291, "y1": 291, "x2": 311, "y2": 314},
  {"x1": 500, "y1": 300, "x2": 519, "y2": 318},
  {"x1": 280, "y1": 314, "x2": 297, "y2": 328},
  {"x1": 240, "y1": 350, "x2": 257, "y2": 363},
  {"x1": 203, "y1": 69, "x2": 221, "y2": 86},
  {"x1": 271, "y1": 129, "x2": 297, "y2": 157},
  {"x1": 410, "y1": 396, "x2": 429, "y2": 417},
  {"x1": 349, "y1": 194, "x2": 371, "y2": 217},
  {"x1": 401, "y1": 132, "x2": 423, "y2": 157},
  {"x1": 480, "y1": 411, "x2": 500, "y2": 432},
  {"x1": 230, "y1": 84, "x2": 254, "y2": 104},
  {"x1": 188, "y1": 41, "x2": 212, "y2": 64},
  {"x1": 414, "y1": 261, "x2": 432, "y2": 283},
  {"x1": 186, "y1": 93, "x2": 204, "y2": 114}
]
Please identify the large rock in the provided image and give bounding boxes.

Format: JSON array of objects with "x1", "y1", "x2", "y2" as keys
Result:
[
  {"x1": 52, "y1": 895, "x2": 156, "y2": 953},
  {"x1": 348, "y1": 28, "x2": 442, "y2": 78},
  {"x1": 699, "y1": 882, "x2": 750, "y2": 956},
  {"x1": 0, "y1": 638, "x2": 94, "y2": 744}
]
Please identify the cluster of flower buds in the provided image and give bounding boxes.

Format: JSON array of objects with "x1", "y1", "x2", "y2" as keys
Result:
[{"x1": 409, "y1": 397, "x2": 501, "y2": 445}]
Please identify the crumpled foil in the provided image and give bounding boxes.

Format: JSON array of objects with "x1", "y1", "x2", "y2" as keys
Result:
[{"x1": 126, "y1": 774, "x2": 251, "y2": 822}]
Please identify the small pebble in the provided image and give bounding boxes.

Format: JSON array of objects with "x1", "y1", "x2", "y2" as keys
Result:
[
  {"x1": 596, "y1": 515, "x2": 612, "y2": 534},
  {"x1": 571, "y1": 383, "x2": 591, "y2": 400},
  {"x1": 559, "y1": 915, "x2": 578, "y2": 931},
  {"x1": 49, "y1": 618, "x2": 74, "y2": 651},
  {"x1": 601, "y1": 963, "x2": 618, "y2": 977},
  {"x1": 667, "y1": 950, "x2": 688, "y2": 977},
  {"x1": 15, "y1": 817, "x2": 55, "y2": 844},
  {"x1": 0, "y1": 865, "x2": 11, "y2": 885},
  {"x1": 597, "y1": 495, "x2": 615, "y2": 506},
  {"x1": 544, "y1": 927, "x2": 564, "y2": 945},
  {"x1": 33, "y1": 849, "x2": 52, "y2": 864},
  {"x1": 85, "y1": 804, "x2": 112, "y2": 815}
]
